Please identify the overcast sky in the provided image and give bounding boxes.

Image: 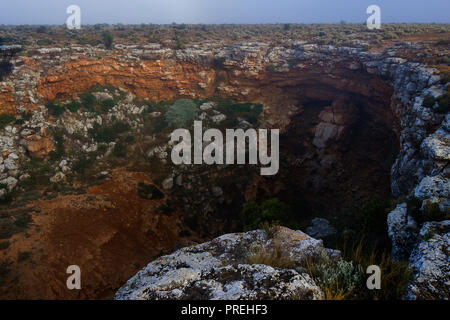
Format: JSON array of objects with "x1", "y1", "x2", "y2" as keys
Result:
[{"x1": 1, "y1": 0, "x2": 449, "y2": 25}]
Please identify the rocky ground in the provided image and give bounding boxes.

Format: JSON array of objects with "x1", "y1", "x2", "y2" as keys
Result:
[{"x1": 0, "y1": 25, "x2": 449, "y2": 299}]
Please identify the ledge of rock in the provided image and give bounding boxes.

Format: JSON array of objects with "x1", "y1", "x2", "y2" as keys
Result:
[
  {"x1": 115, "y1": 227, "x2": 338, "y2": 300},
  {"x1": 406, "y1": 220, "x2": 450, "y2": 300}
]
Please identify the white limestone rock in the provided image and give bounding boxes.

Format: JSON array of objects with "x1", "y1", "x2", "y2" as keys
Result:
[{"x1": 115, "y1": 227, "x2": 338, "y2": 300}]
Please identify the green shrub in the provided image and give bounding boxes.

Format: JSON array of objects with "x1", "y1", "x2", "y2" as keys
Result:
[
  {"x1": 14, "y1": 213, "x2": 32, "y2": 229},
  {"x1": 164, "y1": 99, "x2": 197, "y2": 128},
  {"x1": 89, "y1": 121, "x2": 131, "y2": 143},
  {"x1": 46, "y1": 102, "x2": 65, "y2": 117},
  {"x1": 241, "y1": 198, "x2": 294, "y2": 231},
  {"x1": 49, "y1": 129, "x2": 65, "y2": 160},
  {"x1": 212, "y1": 56, "x2": 226, "y2": 69},
  {"x1": 355, "y1": 198, "x2": 391, "y2": 240},
  {"x1": 72, "y1": 155, "x2": 95, "y2": 174},
  {"x1": 303, "y1": 239, "x2": 412, "y2": 300},
  {"x1": 0, "y1": 113, "x2": 15, "y2": 129},
  {"x1": 112, "y1": 141, "x2": 127, "y2": 158},
  {"x1": 266, "y1": 64, "x2": 276, "y2": 73},
  {"x1": 100, "y1": 99, "x2": 117, "y2": 113},
  {"x1": 0, "y1": 60, "x2": 13, "y2": 81},
  {"x1": 304, "y1": 252, "x2": 364, "y2": 300},
  {"x1": 102, "y1": 30, "x2": 114, "y2": 49},
  {"x1": 422, "y1": 95, "x2": 436, "y2": 108},
  {"x1": 80, "y1": 93, "x2": 96, "y2": 111},
  {"x1": 66, "y1": 101, "x2": 82, "y2": 113},
  {"x1": 436, "y1": 92, "x2": 450, "y2": 113}
]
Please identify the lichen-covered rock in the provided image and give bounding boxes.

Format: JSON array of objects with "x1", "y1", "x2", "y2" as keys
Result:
[
  {"x1": 406, "y1": 220, "x2": 450, "y2": 300},
  {"x1": 387, "y1": 203, "x2": 418, "y2": 260},
  {"x1": 421, "y1": 128, "x2": 450, "y2": 162},
  {"x1": 115, "y1": 227, "x2": 335, "y2": 300},
  {"x1": 414, "y1": 175, "x2": 450, "y2": 212}
]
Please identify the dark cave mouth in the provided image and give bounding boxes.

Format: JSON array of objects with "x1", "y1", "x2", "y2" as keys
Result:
[{"x1": 244, "y1": 90, "x2": 399, "y2": 222}]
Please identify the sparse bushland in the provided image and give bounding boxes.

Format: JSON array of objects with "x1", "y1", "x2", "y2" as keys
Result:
[
  {"x1": 0, "y1": 211, "x2": 32, "y2": 240},
  {"x1": 240, "y1": 196, "x2": 409, "y2": 300}
]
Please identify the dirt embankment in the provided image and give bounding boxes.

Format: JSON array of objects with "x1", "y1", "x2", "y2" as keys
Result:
[{"x1": 0, "y1": 168, "x2": 197, "y2": 299}]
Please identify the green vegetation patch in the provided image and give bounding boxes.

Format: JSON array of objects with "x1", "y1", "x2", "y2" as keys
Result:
[
  {"x1": 422, "y1": 95, "x2": 436, "y2": 108},
  {"x1": 137, "y1": 182, "x2": 164, "y2": 200},
  {"x1": 241, "y1": 198, "x2": 296, "y2": 231},
  {"x1": 89, "y1": 121, "x2": 131, "y2": 143},
  {"x1": 164, "y1": 99, "x2": 197, "y2": 128},
  {"x1": 0, "y1": 113, "x2": 15, "y2": 129}
]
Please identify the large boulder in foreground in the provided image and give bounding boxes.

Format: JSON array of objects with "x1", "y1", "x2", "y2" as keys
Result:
[{"x1": 115, "y1": 227, "x2": 339, "y2": 300}]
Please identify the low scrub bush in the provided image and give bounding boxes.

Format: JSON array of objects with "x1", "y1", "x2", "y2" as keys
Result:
[
  {"x1": 164, "y1": 99, "x2": 197, "y2": 128},
  {"x1": 241, "y1": 198, "x2": 295, "y2": 231},
  {"x1": 304, "y1": 240, "x2": 412, "y2": 300},
  {"x1": 46, "y1": 102, "x2": 65, "y2": 117},
  {"x1": 436, "y1": 92, "x2": 449, "y2": 113},
  {"x1": 0, "y1": 113, "x2": 15, "y2": 129},
  {"x1": 100, "y1": 99, "x2": 117, "y2": 113},
  {"x1": 80, "y1": 93, "x2": 96, "y2": 112},
  {"x1": 102, "y1": 30, "x2": 114, "y2": 49},
  {"x1": 112, "y1": 141, "x2": 127, "y2": 158},
  {"x1": 89, "y1": 121, "x2": 131, "y2": 143},
  {"x1": 0, "y1": 60, "x2": 13, "y2": 81},
  {"x1": 304, "y1": 252, "x2": 363, "y2": 300},
  {"x1": 66, "y1": 101, "x2": 82, "y2": 113},
  {"x1": 422, "y1": 95, "x2": 436, "y2": 108}
]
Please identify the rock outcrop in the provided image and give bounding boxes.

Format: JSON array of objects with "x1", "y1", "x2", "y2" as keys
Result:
[
  {"x1": 406, "y1": 220, "x2": 450, "y2": 300},
  {"x1": 387, "y1": 203, "x2": 418, "y2": 260},
  {"x1": 115, "y1": 227, "x2": 337, "y2": 300}
]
